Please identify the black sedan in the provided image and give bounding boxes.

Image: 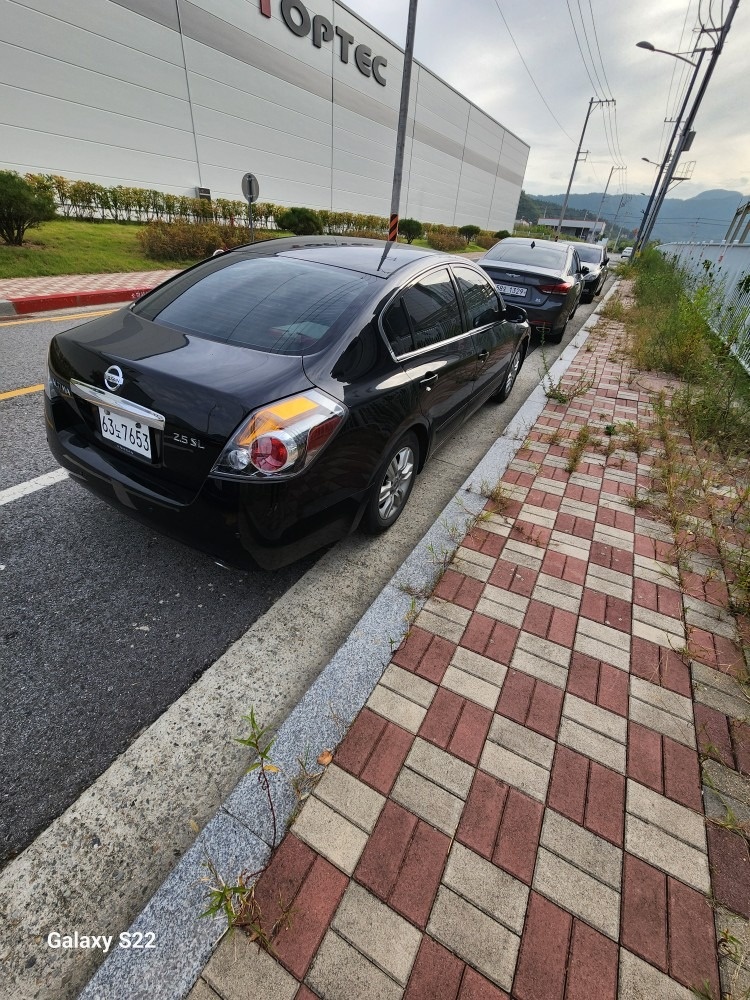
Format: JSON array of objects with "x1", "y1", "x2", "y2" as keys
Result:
[
  {"x1": 45, "y1": 238, "x2": 530, "y2": 569},
  {"x1": 571, "y1": 242, "x2": 609, "y2": 302},
  {"x1": 478, "y1": 237, "x2": 585, "y2": 342}
]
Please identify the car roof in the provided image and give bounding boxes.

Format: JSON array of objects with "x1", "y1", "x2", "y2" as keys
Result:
[
  {"x1": 223, "y1": 236, "x2": 447, "y2": 278},
  {"x1": 499, "y1": 237, "x2": 570, "y2": 251},
  {"x1": 279, "y1": 242, "x2": 443, "y2": 277}
]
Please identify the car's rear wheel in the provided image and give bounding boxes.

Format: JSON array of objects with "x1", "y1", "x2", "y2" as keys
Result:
[
  {"x1": 491, "y1": 345, "x2": 524, "y2": 402},
  {"x1": 362, "y1": 432, "x2": 419, "y2": 534}
]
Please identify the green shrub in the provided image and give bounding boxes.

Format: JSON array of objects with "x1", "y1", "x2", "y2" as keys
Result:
[
  {"x1": 137, "y1": 222, "x2": 283, "y2": 260},
  {"x1": 426, "y1": 231, "x2": 465, "y2": 252},
  {"x1": 493, "y1": 229, "x2": 511, "y2": 240},
  {"x1": 398, "y1": 218, "x2": 423, "y2": 243},
  {"x1": 346, "y1": 229, "x2": 388, "y2": 240},
  {"x1": 0, "y1": 170, "x2": 56, "y2": 245},
  {"x1": 475, "y1": 230, "x2": 499, "y2": 250},
  {"x1": 275, "y1": 206, "x2": 323, "y2": 235},
  {"x1": 458, "y1": 224, "x2": 481, "y2": 245}
]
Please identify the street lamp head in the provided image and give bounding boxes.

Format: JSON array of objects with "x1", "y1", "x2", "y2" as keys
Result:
[
  {"x1": 636, "y1": 40, "x2": 655, "y2": 51},
  {"x1": 635, "y1": 40, "x2": 698, "y2": 66}
]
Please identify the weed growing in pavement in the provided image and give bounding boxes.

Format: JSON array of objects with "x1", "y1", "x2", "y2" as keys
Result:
[
  {"x1": 620, "y1": 420, "x2": 650, "y2": 459},
  {"x1": 235, "y1": 707, "x2": 282, "y2": 847},
  {"x1": 598, "y1": 297, "x2": 626, "y2": 323},
  {"x1": 565, "y1": 425, "x2": 593, "y2": 474},
  {"x1": 541, "y1": 352, "x2": 599, "y2": 404},
  {"x1": 200, "y1": 858, "x2": 294, "y2": 944}
]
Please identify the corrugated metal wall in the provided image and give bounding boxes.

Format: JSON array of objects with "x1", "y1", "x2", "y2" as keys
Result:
[
  {"x1": 0, "y1": 0, "x2": 529, "y2": 230},
  {"x1": 659, "y1": 242, "x2": 750, "y2": 372}
]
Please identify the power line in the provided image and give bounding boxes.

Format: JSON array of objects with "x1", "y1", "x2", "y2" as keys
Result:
[{"x1": 490, "y1": 1, "x2": 576, "y2": 143}]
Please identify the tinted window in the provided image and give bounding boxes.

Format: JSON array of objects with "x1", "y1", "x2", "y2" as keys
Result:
[
  {"x1": 484, "y1": 243, "x2": 567, "y2": 269},
  {"x1": 401, "y1": 269, "x2": 462, "y2": 350},
  {"x1": 575, "y1": 245, "x2": 604, "y2": 264},
  {"x1": 453, "y1": 266, "x2": 501, "y2": 328},
  {"x1": 382, "y1": 297, "x2": 414, "y2": 356},
  {"x1": 145, "y1": 258, "x2": 376, "y2": 355}
]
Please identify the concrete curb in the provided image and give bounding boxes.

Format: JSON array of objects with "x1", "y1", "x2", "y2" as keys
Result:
[
  {"x1": 2, "y1": 287, "x2": 156, "y2": 316},
  {"x1": 80, "y1": 283, "x2": 620, "y2": 1000}
]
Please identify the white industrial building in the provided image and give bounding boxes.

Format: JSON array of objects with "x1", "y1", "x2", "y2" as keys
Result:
[{"x1": 0, "y1": 0, "x2": 529, "y2": 230}]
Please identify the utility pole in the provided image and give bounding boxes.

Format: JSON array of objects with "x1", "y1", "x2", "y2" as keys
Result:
[
  {"x1": 556, "y1": 98, "x2": 614, "y2": 236},
  {"x1": 637, "y1": 0, "x2": 740, "y2": 249},
  {"x1": 592, "y1": 166, "x2": 622, "y2": 240},
  {"x1": 388, "y1": 0, "x2": 419, "y2": 242},
  {"x1": 635, "y1": 49, "x2": 705, "y2": 251}
]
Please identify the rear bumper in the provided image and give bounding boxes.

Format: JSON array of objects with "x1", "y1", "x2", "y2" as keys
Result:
[{"x1": 46, "y1": 411, "x2": 367, "y2": 570}]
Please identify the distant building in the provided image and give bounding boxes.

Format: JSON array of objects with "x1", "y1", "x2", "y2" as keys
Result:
[
  {"x1": 725, "y1": 201, "x2": 750, "y2": 244},
  {"x1": 538, "y1": 218, "x2": 606, "y2": 239}
]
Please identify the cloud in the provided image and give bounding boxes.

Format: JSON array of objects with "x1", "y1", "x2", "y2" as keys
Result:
[{"x1": 346, "y1": 0, "x2": 750, "y2": 198}]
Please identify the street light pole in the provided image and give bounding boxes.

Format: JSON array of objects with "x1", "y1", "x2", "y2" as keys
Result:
[
  {"x1": 637, "y1": 0, "x2": 740, "y2": 249},
  {"x1": 388, "y1": 0, "x2": 419, "y2": 242},
  {"x1": 634, "y1": 49, "x2": 705, "y2": 252}
]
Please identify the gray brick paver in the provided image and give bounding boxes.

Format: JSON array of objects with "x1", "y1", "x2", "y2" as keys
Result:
[
  {"x1": 380, "y1": 663, "x2": 437, "y2": 708},
  {"x1": 404, "y1": 738, "x2": 475, "y2": 799},
  {"x1": 391, "y1": 767, "x2": 465, "y2": 836},
  {"x1": 533, "y1": 847, "x2": 620, "y2": 939},
  {"x1": 204, "y1": 937, "x2": 298, "y2": 1000},
  {"x1": 313, "y1": 765, "x2": 386, "y2": 834},
  {"x1": 306, "y1": 930, "x2": 403, "y2": 1000},
  {"x1": 366, "y1": 685, "x2": 427, "y2": 734},
  {"x1": 443, "y1": 842, "x2": 529, "y2": 933},
  {"x1": 441, "y1": 664, "x2": 501, "y2": 710},
  {"x1": 427, "y1": 887, "x2": 520, "y2": 991},
  {"x1": 541, "y1": 809, "x2": 622, "y2": 889},
  {"x1": 332, "y1": 883, "x2": 421, "y2": 986},
  {"x1": 292, "y1": 797, "x2": 369, "y2": 875},
  {"x1": 488, "y1": 714, "x2": 555, "y2": 769}
]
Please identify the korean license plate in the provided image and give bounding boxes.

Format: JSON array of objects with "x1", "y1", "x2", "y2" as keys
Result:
[
  {"x1": 495, "y1": 283, "x2": 527, "y2": 298},
  {"x1": 98, "y1": 407, "x2": 152, "y2": 459}
]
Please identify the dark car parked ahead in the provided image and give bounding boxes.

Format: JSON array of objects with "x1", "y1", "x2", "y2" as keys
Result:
[
  {"x1": 46, "y1": 238, "x2": 531, "y2": 569},
  {"x1": 478, "y1": 237, "x2": 585, "y2": 342},
  {"x1": 571, "y1": 242, "x2": 609, "y2": 302}
]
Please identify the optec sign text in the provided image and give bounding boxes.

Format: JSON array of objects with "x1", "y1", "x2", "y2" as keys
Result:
[{"x1": 266, "y1": 0, "x2": 387, "y2": 86}]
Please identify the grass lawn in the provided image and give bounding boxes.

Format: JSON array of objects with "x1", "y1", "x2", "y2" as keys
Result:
[
  {"x1": 0, "y1": 219, "x2": 194, "y2": 278},
  {"x1": 0, "y1": 220, "x2": 489, "y2": 280}
]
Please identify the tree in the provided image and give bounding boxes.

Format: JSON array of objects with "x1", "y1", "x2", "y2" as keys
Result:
[
  {"x1": 0, "y1": 170, "x2": 56, "y2": 245},
  {"x1": 398, "y1": 218, "x2": 423, "y2": 243},
  {"x1": 275, "y1": 207, "x2": 323, "y2": 235},
  {"x1": 493, "y1": 229, "x2": 511, "y2": 240},
  {"x1": 458, "y1": 224, "x2": 481, "y2": 245}
]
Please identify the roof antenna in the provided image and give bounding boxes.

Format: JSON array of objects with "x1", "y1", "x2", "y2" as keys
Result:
[{"x1": 531, "y1": 240, "x2": 536, "y2": 248}]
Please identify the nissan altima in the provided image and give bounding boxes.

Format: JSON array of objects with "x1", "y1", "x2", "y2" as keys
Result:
[{"x1": 45, "y1": 238, "x2": 530, "y2": 569}]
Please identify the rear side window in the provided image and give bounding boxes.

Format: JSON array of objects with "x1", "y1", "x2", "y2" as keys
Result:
[
  {"x1": 382, "y1": 298, "x2": 414, "y2": 356},
  {"x1": 400, "y1": 268, "x2": 462, "y2": 351},
  {"x1": 141, "y1": 257, "x2": 376, "y2": 355},
  {"x1": 453, "y1": 266, "x2": 502, "y2": 328}
]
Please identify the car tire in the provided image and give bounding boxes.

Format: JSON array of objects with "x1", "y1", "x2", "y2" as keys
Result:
[
  {"x1": 361, "y1": 432, "x2": 419, "y2": 534},
  {"x1": 491, "y1": 345, "x2": 524, "y2": 403},
  {"x1": 545, "y1": 320, "x2": 565, "y2": 344}
]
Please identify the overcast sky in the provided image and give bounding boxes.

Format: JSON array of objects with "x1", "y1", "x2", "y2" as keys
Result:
[{"x1": 344, "y1": 0, "x2": 749, "y2": 202}]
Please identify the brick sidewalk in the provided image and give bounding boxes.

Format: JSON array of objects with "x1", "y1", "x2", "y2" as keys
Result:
[
  {"x1": 189, "y1": 314, "x2": 750, "y2": 1000},
  {"x1": 0, "y1": 269, "x2": 179, "y2": 299}
]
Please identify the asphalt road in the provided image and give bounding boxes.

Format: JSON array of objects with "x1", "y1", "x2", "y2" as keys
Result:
[{"x1": 0, "y1": 286, "x2": 611, "y2": 866}]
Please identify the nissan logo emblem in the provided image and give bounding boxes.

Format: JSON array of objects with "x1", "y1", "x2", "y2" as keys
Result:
[{"x1": 104, "y1": 365, "x2": 124, "y2": 392}]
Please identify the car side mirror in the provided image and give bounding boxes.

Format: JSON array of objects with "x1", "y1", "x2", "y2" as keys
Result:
[
  {"x1": 581, "y1": 265, "x2": 590, "y2": 275},
  {"x1": 604, "y1": 256, "x2": 610, "y2": 264}
]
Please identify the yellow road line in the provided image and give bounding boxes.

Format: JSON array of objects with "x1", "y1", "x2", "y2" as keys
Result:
[
  {"x1": 0, "y1": 384, "x2": 45, "y2": 400},
  {"x1": 0, "y1": 308, "x2": 116, "y2": 327}
]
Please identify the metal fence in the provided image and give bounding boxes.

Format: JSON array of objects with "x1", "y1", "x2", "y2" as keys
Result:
[{"x1": 657, "y1": 242, "x2": 750, "y2": 373}]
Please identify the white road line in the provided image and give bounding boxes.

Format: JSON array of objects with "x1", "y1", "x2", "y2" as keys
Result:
[{"x1": 0, "y1": 468, "x2": 68, "y2": 506}]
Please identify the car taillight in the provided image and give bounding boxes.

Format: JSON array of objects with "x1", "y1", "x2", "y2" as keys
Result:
[
  {"x1": 538, "y1": 281, "x2": 572, "y2": 294},
  {"x1": 211, "y1": 389, "x2": 347, "y2": 480}
]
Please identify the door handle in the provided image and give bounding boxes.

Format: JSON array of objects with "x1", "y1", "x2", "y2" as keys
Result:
[
  {"x1": 478, "y1": 350, "x2": 490, "y2": 363},
  {"x1": 419, "y1": 372, "x2": 438, "y2": 391}
]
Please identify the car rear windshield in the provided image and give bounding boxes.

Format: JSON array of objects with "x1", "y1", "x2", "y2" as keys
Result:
[
  {"x1": 575, "y1": 245, "x2": 604, "y2": 263},
  {"x1": 484, "y1": 244, "x2": 567, "y2": 269},
  {"x1": 136, "y1": 257, "x2": 377, "y2": 355}
]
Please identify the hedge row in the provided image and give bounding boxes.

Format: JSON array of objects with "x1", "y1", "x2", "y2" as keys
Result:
[{"x1": 20, "y1": 172, "x2": 511, "y2": 256}]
